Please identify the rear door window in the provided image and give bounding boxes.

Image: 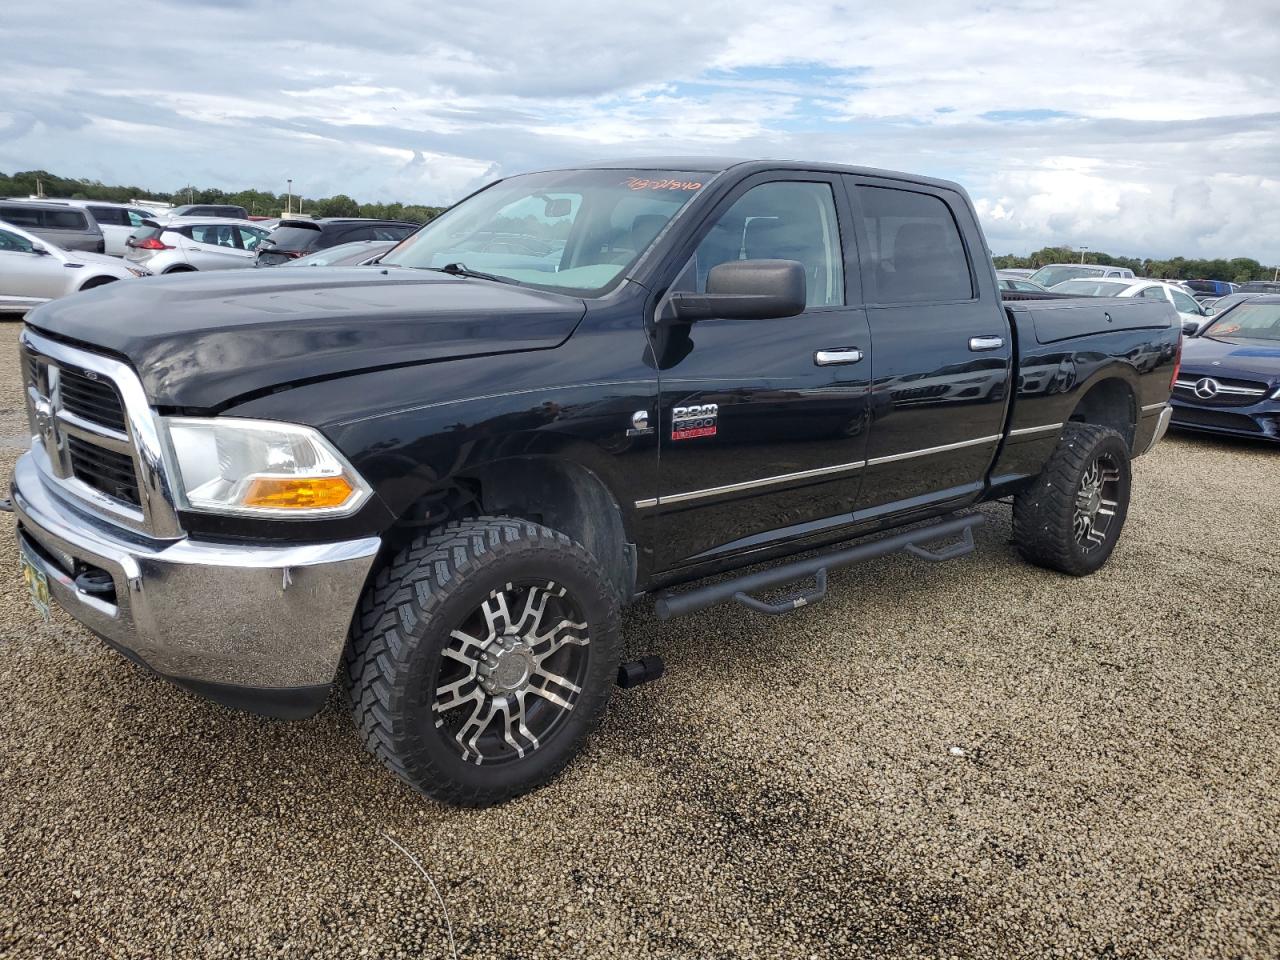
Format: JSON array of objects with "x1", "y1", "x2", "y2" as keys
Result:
[
  {"x1": 190, "y1": 223, "x2": 239, "y2": 247},
  {"x1": 0, "y1": 205, "x2": 41, "y2": 227},
  {"x1": 88, "y1": 206, "x2": 128, "y2": 226},
  {"x1": 854, "y1": 186, "x2": 973, "y2": 304},
  {"x1": 45, "y1": 209, "x2": 90, "y2": 230}
]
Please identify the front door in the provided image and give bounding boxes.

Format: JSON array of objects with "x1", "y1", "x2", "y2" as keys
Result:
[
  {"x1": 650, "y1": 174, "x2": 873, "y2": 568},
  {"x1": 842, "y1": 176, "x2": 1012, "y2": 516},
  {"x1": 0, "y1": 227, "x2": 67, "y2": 302}
]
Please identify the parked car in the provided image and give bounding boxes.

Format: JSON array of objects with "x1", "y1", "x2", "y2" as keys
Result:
[
  {"x1": 0, "y1": 200, "x2": 105, "y2": 253},
  {"x1": 1050, "y1": 277, "x2": 1206, "y2": 327},
  {"x1": 256, "y1": 218, "x2": 419, "y2": 265},
  {"x1": 0, "y1": 220, "x2": 147, "y2": 311},
  {"x1": 64, "y1": 201, "x2": 162, "y2": 256},
  {"x1": 1170, "y1": 296, "x2": 1280, "y2": 441},
  {"x1": 1029, "y1": 263, "x2": 1135, "y2": 288},
  {"x1": 995, "y1": 267, "x2": 1036, "y2": 279},
  {"x1": 13, "y1": 158, "x2": 1179, "y2": 807},
  {"x1": 124, "y1": 217, "x2": 270, "y2": 273},
  {"x1": 1185, "y1": 279, "x2": 1238, "y2": 301},
  {"x1": 996, "y1": 270, "x2": 1048, "y2": 293},
  {"x1": 169, "y1": 203, "x2": 251, "y2": 220},
  {"x1": 279, "y1": 239, "x2": 397, "y2": 267},
  {"x1": 1237, "y1": 280, "x2": 1280, "y2": 294}
]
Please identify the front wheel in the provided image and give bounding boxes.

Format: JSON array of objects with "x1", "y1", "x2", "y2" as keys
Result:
[
  {"x1": 1012, "y1": 423, "x2": 1132, "y2": 576},
  {"x1": 344, "y1": 517, "x2": 622, "y2": 807}
]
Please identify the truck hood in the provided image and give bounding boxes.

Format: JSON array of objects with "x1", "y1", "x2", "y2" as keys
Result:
[
  {"x1": 25, "y1": 268, "x2": 587, "y2": 409},
  {"x1": 1181, "y1": 335, "x2": 1280, "y2": 384}
]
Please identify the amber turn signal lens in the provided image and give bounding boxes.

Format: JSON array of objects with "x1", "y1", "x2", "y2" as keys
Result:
[{"x1": 240, "y1": 476, "x2": 355, "y2": 510}]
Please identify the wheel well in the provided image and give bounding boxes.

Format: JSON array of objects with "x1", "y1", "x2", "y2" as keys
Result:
[
  {"x1": 163, "y1": 265, "x2": 196, "y2": 273},
  {"x1": 79, "y1": 276, "x2": 117, "y2": 290},
  {"x1": 386, "y1": 459, "x2": 637, "y2": 604},
  {"x1": 1067, "y1": 378, "x2": 1137, "y2": 451}
]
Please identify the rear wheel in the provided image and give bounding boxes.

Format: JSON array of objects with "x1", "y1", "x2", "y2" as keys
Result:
[
  {"x1": 1012, "y1": 423, "x2": 1132, "y2": 575},
  {"x1": 344, "y1": 517, "x2": 622, "y2": 807}
]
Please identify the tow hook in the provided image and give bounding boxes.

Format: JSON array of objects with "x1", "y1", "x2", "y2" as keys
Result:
[{"x1": 616, "y1": 655, "x2": 665, "y2": 689}]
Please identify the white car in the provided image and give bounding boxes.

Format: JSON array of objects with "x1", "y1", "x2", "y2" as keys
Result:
[
  {"x1": 74, "y1": 201, "x2": 168, "y2": 256},
  {"x1": 1049, "y1": 277, "x2": 1207, "y2": 324},
  {"x1": 0, "y1": 220, "x2": 148, "y2": 311},
  {"x1": 124, "y1": 217, "x2": 270, "y2": 274}
]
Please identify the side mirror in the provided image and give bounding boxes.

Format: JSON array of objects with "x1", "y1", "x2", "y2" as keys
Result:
[
  {"x1": 1181, "y1": 319, "x2": 1201, "y2": 337},
  {"x1": 664, "y1": 259, "x2": 806, "y2": 323},
  {"x1": 544, "y1": 198, "x2": 572, "y2": 218},
  {"x1": 31, "y1": 243, "x2": 49, "y2": 256}
]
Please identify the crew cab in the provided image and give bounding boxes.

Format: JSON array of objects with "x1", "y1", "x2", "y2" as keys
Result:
[{"x1": 10, "y1": 159, "x2": 1180, "y2": 807}]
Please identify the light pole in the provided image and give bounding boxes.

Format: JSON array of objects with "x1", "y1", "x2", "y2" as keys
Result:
[
  {"x1": 286, "y1": 179, "x2": 293, "y2": 216},
  {"x1": 1079, "y1": 246, "x2": 1088, "y2": 264}
]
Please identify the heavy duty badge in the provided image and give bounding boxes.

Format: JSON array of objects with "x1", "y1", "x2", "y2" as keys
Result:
[{"x1": 672, "y1": 403, "x2": 718, "y2": 440}]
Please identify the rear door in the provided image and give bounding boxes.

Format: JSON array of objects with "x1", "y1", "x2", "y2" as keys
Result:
[
  {"x1": 88, "y1": 205, "x2": 132, "y2": 256},
  {"x1": 186, "y1": 223, "x2": 255, "y2": 269},
  {"x1": 843, "y1": 176, "x2": 1012, "y2": 516},
  {"x1": 652, "y1": 172, "x2": 873, "y2": 568}
]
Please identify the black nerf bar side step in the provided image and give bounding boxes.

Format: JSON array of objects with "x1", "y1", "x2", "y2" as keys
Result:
[{"x1": 654, "y1": 513, "x2": 984, "y2": 620}]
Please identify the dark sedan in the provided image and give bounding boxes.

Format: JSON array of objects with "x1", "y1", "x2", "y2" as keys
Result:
[{"x1": 1171, "y1": 296, "x2": 1280, "y2": 441}]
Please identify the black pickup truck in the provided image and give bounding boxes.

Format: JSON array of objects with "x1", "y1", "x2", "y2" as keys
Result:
[{"x1": 12, "y1": 159, "x2": 1180, "y2": 806}]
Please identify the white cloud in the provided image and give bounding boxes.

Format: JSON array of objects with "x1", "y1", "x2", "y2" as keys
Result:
[{"x1": 2, "y1": 0, "x2": 1278, "y2": 260}]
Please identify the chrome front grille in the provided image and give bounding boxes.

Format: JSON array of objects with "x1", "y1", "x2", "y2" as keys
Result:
[
  {"x1": 57, "y1": 367, "x2": 128, "y2": 433},
  {"x1": 20, "y1": 328, "x2": 182, "y2": 538},
  {"x1": 1174, "y1": 376, "x2": 1270, "y2": 407},
  {"x1": 67, "y1": 435, "x2": 142, "y2": 506}
]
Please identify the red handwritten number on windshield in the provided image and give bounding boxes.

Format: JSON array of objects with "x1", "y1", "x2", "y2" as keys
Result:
[{"x1": 625, "y1": 177, "x2": 702, "y2": 191}]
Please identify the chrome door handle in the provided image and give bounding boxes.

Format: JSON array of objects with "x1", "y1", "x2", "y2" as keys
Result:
[
  {"x1": 968, "y1": 336, "x2": 1004, "y2": 352},
  {"x1": 814, "y1": 347, "x2": 864, "y2": 366}
]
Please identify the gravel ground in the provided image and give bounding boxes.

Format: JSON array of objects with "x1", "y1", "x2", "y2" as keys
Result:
[{"x1": 0, "y1": 317, "x2": 1276, "y2": 959}]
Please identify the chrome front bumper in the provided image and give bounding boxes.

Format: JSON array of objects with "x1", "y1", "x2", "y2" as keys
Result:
[{"x1": 12, "y1": 452, "x2": 380, "y2": 717}]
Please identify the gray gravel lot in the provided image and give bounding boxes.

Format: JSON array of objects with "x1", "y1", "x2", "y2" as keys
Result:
[{"x1": 0, "y1": 317, "x2": 1276, "y2": 959}]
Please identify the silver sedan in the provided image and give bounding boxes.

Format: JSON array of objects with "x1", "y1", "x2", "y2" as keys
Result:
[{"x1": 0, "y1": 220, "x2": 148, "y2": 312}]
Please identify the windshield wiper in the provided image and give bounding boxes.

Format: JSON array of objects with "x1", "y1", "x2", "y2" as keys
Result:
[{"x1": 424, "y1": 261, "x2": 514, "y2": 284}]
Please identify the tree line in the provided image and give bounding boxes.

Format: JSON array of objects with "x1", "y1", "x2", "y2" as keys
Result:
[
  {"x1": 994, "y1": 246, "x2": 1278, "y2": 284},
  {"x1": 0, "y1": 170, "x2": 446, "y2": 224}
]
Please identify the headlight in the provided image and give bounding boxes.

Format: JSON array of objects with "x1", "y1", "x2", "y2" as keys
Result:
[{"x1": 162, "y1": 417, "x2": 371, "y2": 517}]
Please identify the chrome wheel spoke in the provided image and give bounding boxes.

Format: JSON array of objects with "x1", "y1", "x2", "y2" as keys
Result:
[
  {"x1": 432, "y1": 579, "x2": 590, "y2": 765},
  {"x1": 480, "y1": 591, "x2": 514, "y2": 639}
]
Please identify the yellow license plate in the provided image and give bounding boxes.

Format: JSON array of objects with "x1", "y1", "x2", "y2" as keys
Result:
[{"x1": 20, "y1": 546, "x2": 51, "y2": 621}]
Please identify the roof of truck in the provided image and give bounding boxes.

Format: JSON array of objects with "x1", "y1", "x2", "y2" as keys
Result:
[{"x1": 555, "y1": 157, "x2": 969, "y2": 194}]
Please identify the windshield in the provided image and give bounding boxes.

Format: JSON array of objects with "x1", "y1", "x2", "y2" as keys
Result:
[
  {"x1": 380, "y1": 169, "x2": 711, "y2": 296},
  {"x1": 264, "y1": 224, "x2": 323, "y2": 252},
  {"x1": 1204, "y1": 302, "x2": 1280, "y2": 340},
  {"x1": 1051, "y1": 279, "x2": 1132, "y2": 296},
  {"x1": 1031, "y1": 265, "x2": 1104, "y2": 287}
]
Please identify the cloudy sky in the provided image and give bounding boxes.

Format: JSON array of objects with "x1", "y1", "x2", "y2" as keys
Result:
[{"x1": 4, "y1": 0, "x2": 1279, "y2": 260}]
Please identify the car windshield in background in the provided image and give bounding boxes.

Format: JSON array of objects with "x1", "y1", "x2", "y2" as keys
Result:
[
  {"x1": 1205, "y1": 293, "x2": 1255, "y2": 315},
  {"x1": 264, "y1": 224, "x2": 323, "y2": 252},
  {"x1": 1051, "y1": 279, "x2": 1133, "y2": 297},
  {"x1": 1030, "y1": 265, "x2": 1105, "y2": 287},
  {"x1": 380, "y1": 169, "x2": 711, "y2": 296},
  {"x1": 1204, "y1": 302, "x2": 1280, "y2": 340}
]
